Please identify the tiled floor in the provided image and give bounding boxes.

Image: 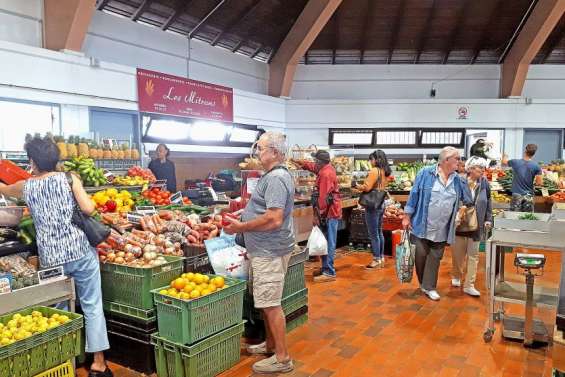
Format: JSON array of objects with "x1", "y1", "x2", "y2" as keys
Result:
[{"x1": 78, "y1": 247, "x2": 561, "y2": 377}]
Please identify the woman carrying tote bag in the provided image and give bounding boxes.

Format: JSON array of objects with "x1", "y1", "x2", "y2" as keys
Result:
[
  {"x1": 451, "y1": 156, "x2": 493, "y2": 297},
  {"x1": 353, "y1": 150, "x2": 391, "y2": 269}
]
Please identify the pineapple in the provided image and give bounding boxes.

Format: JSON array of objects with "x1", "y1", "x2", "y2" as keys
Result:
[
  {"x1": 55, "y1": 136, "x2": 68, "y2": 160},
  {"x1": 88, "y1": 141, "x2": 98, "y2": 159},
  {"x1": 66, "y1": 136, "x2": 78, "y2": 158},
  {"x1": 123, "y1": 143, "x2": 132, "y2": 159},
  {"x1": 131, "y1": 143, "x2": 140, "y2": 160},
  {"x1": 111, "y1": 145, "x2": 119, "y2": 159},
  {"x1": 117, "y1": 144, "x2": 125, "y2": 159},
  {"x1": 103, "y1": 145, "x2": 112, "y2": 160},
  {"x1": 78, "y1": 138, "x2": 89, "y2": 158}
]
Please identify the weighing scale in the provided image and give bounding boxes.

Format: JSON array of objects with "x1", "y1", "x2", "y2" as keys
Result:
[{"x1": 502, "y1": 253, "x2": 549, "y2": 346}]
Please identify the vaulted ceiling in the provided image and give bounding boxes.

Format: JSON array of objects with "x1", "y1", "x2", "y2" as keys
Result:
[{"x1": 97, "y1": 0, "x2": 565, "y2": 64}]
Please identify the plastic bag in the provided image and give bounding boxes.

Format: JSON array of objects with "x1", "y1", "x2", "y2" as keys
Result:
[
  {"x1": 205, "y1": 235, "x2": 250, "y2": 280},
  {"x1": 306, "y1": 226, "x2": 328, "y2": 256},
  {"x1": 395, "y1": 231, "x2": 415, "y2": 283}
]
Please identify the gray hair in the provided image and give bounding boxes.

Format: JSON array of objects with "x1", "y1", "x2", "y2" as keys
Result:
[
  {"x1": 465, "y1": 156, "x2": 488, "y2": 170},
  {"x1": 438, "y1": 146, "x2": 460, "y2": 163},
  {"x1": 260, "y1": 131, "x2": 288, "y2": 159}
]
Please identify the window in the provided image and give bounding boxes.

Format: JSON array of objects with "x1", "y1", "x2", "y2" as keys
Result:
[
  {"x1": 419, "y1": 129, "x2": 465, "y2": 147},
  {"x1": 375, "y1": 130, "x2": 418, "y2": 147},
  {"x1": 0, "y1": 100, "x2": 59, "y2": 151},
  {"x1": 329, "y1": 130, "x2": 373, "y2": 147}
]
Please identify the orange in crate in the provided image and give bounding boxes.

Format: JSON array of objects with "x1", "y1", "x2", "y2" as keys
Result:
[{"x1": 0, "y1": 160, "x2": 31, "y2": 184}]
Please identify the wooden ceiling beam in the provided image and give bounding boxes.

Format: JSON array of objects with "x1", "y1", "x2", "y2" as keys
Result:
[
  {"x1": 161, "y1": 0, "x2": 194, "y2": 31},
  {"x1": 211, "y1": 0, "x2": 264, "y2": 46},
  {"x1": 414, "y1": 0, "x2": 437, "y2": 63},
  {"x1": 501, "y1": 0, "x2": 565, "y2": 97},
  {"x1": 44, "y1": 0, "x2": 96, "y2": 52},
  {"x1": 131, "y1": 0, "x2": 152, "y2": 21},
  {"x1": 540, "y1": 16, "x2": 565, "y2": 62},
  {"x1": 332, "y1": 11, "x2": 339, "y2": 64},
  {"x1": 360, "y1": 0, "x2": 376, "y2": 63},
  {"x1": 441, "y1": 0, "x2": 471, "y2": 64},
  {"x1": 269, "y1": 0, "x2": 342, "y2": 97},
  {"x1": 470, "y1": 0, "x2": 503, "y2": 64},
  {"x1": 231, "y1": 40, "x2": 244, "y2": 53},
  {"x1": 250, "y1": 44, "x2": 263, "y2": 59},
  {"x1": 188, "y1": 0, "x2": 226, "y2": 38},
  {"x1": 387, "y1": 0, "x2": 407, "y2": 64}
]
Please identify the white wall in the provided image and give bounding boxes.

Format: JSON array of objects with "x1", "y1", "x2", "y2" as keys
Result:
[
  {"x1": 291, "y1": 64, "x2": 565, "y2": 100},
  {"x1": 84, "y1": 12, "x2": 268, "y2": 95},
  {"x1": 0, "y1": 0, "x2": 42, "y2": 47}
]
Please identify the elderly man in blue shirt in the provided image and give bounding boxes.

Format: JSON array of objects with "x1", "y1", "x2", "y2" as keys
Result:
[{"x1": 402, "y1": 146, "x2": 474, "y2": 301}]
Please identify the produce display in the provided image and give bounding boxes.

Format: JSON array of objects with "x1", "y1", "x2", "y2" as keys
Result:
[
  {"x1": 551, "y1": 192, "x2": 565, "y2": 203},
  {"x1": 238, "y1": 157, "x2": 262, "y2": 170},
  {"x1": 139, "y1": 187, "x2": 173, "y2": 206},
  {"x1": 354, "y1": 160, "x2": 372, "y2": 172},
  {"x1": 112, "y1": 175, "x2": 149, "y2": 186},
  {"x1": 63, "y1": 157, "x2": 107, "y2": 187},
  {"x1": 384, "y1": 204, "x2": 404, "y2": 221},
  {"x1": 53, "y1": 135, "x2": 140, "y2": 161},
  {"x1": 127, "y1": 166, "x2": 156, "y2": 183},
  {"x1": 492, "y1": 192, "x2": 511, "y2": 203},
  {"x1": 0, "y1": 254, "x2": 38, "y2": 290},
  {"x1": 157, "y1": 272, "x2": 227, "y2": 300},
  {"x1": 0, "y1": 311, "x2": 70, "y2": 346},
  {"x1": 332, "y1": 156, "x2": 354, "y2": 175},
  {"x1": 91, "y1": 188, "x2": 135, "y2": 213}
]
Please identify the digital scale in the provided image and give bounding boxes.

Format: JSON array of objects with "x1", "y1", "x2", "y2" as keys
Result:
[{"x1": 502, "y1": 253, "x2": 549, "y2": 346}]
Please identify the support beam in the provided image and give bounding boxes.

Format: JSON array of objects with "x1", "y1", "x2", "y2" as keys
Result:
[
  {"x1": 96, "y1": 0, "x2": 109, "y2": 11},
  {"x1": 162, "y1": 0, "x2": 194, "y2": 31},
  {"x1": 44, "y1": 0, "x2": 96, "y2": 52},
  {"x1": 188, "y1": 0, "x2": 226, "y2": 38},
  {"x1": 250, "y1": 44, "x2": 263, "y2": 59},
  {"x1": 332, "y1": 12, "x2": 339, "y2": 64},
  {"x1": 441, "y1": 0, "x2": 471, "y2": 64},
  {"x1": 131, "y1": 0, "x2": 152, "y2": 21},
  {"x1": 470, "y1": 0, "x2": 503, "y2": 64},
  {"x1": 231, "y1": 40, "x2": 243, "y2": 53},
  {"x1": 414, "y1": 0, "x2": 437, "y2": 63},
  {"x1": 388, "y1": 0, "x2": 406, "y2": 64},
  {"x1": 269, "y1": 0, "x2": 343, "y2": 97},
  {"x1": 500, "y1": 0, "x2": 565, "y2": 97},
  {"x1": 540, "y1": 16, "x2": 565, "y2": 62},
  {"x1": 211, "y1": 0, "x2": 264, "y2": 46},
  {"x1": 360, "y1": 0, "x2": 377, "y2": 63}
]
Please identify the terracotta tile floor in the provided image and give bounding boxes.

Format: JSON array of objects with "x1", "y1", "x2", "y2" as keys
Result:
[{"x1": 78, "y1": 247, "x2": 562, "y2": 377}]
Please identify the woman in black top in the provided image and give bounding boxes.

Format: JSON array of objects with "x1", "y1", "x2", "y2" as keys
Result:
[{"x1": 148, "y1": 144, "x2": 177, "y2": 192}]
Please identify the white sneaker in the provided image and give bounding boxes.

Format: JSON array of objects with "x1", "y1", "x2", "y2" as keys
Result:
[
  {"x1": 426, "y1": 290, "x2": 441, "y2": 301},
  {"x1": 451, "y1": 278, "x2": 461, "y2": 287},
  {"x1": 463, "y1": 286, "x2": 480, "y2": 297}
]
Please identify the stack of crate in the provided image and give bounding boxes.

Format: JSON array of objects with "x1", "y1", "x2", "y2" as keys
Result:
[
  {"x1": 150, "y1": 275, "x2": 246, "y2": 377},
  {"x1": 99, "y1": 255, "x2": 184, "y2": 375},
  {"x1": 243, "y1": 247, "x2": 309, "y2": 339},
  {"x1": 182, "y1": 244, "x2": 214, "y2": 274},
  {"x1": 349, "y1": 208, "x2": 371, "y2": 246}
]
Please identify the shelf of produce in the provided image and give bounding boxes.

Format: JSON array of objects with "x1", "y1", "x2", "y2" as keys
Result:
[
  {"x1": 493, "y1": 281, "x2": 558, "y2": 309},
  {"x1": 0, "y1": 277, "x2": 75, "y2": 315},
  {"x1": 0, "y1": 243, "x2": 36, "y2": 258},
  {"x1": 84, "y1": 185, "x2": 144, "y2": 194}
]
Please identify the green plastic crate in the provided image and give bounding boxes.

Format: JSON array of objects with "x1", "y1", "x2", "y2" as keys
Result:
[
  {"x1": 152, "y1": 322, "x2": 243, "y2": 377},
  {"x1": 152, "y1": 276, "x2": 246, "y2": 344},
  {"x1": 282, "y1": 262, "x2": 305, "y2": 298},
  {"x1": 101, "y1": 255, "x2": 184, "y2": 309},
  {"x1": 246, "y1": 288, "x2": 309, "y2": 320},
  {"x1": 103, "y1": 301, "x2": 156, "y2": 323},
  {"x1": 0, "y1": 307, "x2": 83, "y2": 377},
  {"x1": 287, "y1": 313, "x2": 308, "y2": 333}
]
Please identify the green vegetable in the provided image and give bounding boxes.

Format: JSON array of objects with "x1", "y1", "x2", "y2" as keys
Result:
[{"x1": 518, "y1": 213, "x2": 539, "y2": 221}]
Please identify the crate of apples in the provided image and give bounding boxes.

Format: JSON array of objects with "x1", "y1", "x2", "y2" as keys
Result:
[{"x1": 159, "y1": 272, "x2": 227, "y2": 301}]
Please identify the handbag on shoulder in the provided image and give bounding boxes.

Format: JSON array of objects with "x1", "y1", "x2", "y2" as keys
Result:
[
  {"x1": 65, "y1": 173, "x2": 111, "y2": 247},
  {"x1": 456, "y1": 182, "x2": 479, "y2": 232},
  {"x1": 359, "y1": 169, "x2": 387, "y2": 209}
]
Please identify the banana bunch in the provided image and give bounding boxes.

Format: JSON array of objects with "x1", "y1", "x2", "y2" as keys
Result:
[
  {"x1": 113, "y1": 175, "x2": 148, "y2": 186},
  {"x1": 64, "y1": 157, "x2": 108, "y2": 187},
  {"x1": 492, "y1": 191, "x2": 511, "y2": 203}
]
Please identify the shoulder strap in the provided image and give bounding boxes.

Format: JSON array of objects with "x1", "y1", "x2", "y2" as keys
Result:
[{"x1": 64, "y1": 172, "x2": 73, "y2": 187}]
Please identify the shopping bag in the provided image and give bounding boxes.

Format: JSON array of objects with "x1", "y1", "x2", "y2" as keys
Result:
[
  {"x1": 306, "y1": 226, "x2": 328, "y2": 256},
  {"x1": 395, "y1": 231, "x2": 415, "y2": 283},
  {"x1": 205, "y1": 234, "x2": 250, "y2": 280}
]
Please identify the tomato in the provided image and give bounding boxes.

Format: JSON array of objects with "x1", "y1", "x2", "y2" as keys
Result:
[
  {"x1": 160, "y1": 192, "x2": 169, "y2": 199},
  {"x1": 142, "y1": 191, "x2": 150, "y2": 198},
  {"x1": 164, "y1": 198, "x2": 171, "y2": 205},
  {"x1": 151, "y1": 187, "x2": 160, "y2": 194},
  {"x1": 163, "y1": 191, "x2": 170, "y2": 196}
]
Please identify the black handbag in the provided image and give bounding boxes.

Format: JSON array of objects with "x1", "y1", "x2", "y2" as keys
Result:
[
  {"x1": 65, "y1": 173, "x2": 111, "y2": 247},
  {"x1": 359, "y1": 171, "x2": 387, "y2": 209}
]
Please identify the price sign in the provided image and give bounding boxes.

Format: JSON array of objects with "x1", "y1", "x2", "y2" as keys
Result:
[
  {"x1": 542, "y1": 188, "x2": 549, "y2": 197},
  {"x1": 126, "y1": 213, "x2": 144, "y2": 224},
  {"x1": 150, "y1": 180, "x2": 167, "y2": 190},
  {"x1": 103, "y1": 169, "x2": 115, "y2": 182},
  {"x1": 170, "y1": 191, "x2": 183, "y2": 205},
  {"x1": 38, "y1": 267, "x2": 65, "y2": 284},
  {"x1": 135, "y1": 206, "x2": 157, "y2": 215},
  {"x1": 0, "y1": 272, "x2": 12, "y2": 294}
]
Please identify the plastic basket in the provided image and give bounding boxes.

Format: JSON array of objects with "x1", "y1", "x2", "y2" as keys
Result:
[
  {"x1": 246, "y1": 288, "x2": 308, "y2": 320},
  {"x1": 32, "y1": 360, "x2": 73, "y2": 377},
  {"x1": 152, "y1": 322, "x2": 244, "y2": 377},
  {"x1": 152, "y1": 275, "x2": 246, "y2": 344},
  {"x1": 0, "y1": 307, "x2": 83, "y2": 377},
  {"x1": 183, "y1": 254, "x2": 213, "y2": 274},
  {"x1": 289, "y1": 248, "x2": 308, "y2": 267},
  {"x1": 183, "y1": 244, "x2": 206, "y2": 258},
  {"x1": 103, "y1": 301, "x2": 156, "y2": 324},
  {"x1": 287, "y1": 313, "x2": 308, "y2": 333},
  {"x1": 106, "y1": 321, "x2": 156, "y2": 375},
  {"x1": 100, "y1": 255, "x2": 184, "y2": 309},
  {"x1": 282, "y1": 262, "x2": 305, "y2": 297}
]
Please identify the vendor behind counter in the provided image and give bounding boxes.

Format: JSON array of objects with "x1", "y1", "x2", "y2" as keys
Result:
[{"x1": 148, "y1": 143, "x2": 177, "y2": 192}]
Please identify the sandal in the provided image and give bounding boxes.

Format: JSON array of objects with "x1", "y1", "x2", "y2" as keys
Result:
[{"x1": 88, "y1": 367, "x2": 113, "y2": 377}]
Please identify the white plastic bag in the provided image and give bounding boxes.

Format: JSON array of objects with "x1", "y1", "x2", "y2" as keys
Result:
[
  {"x1": 205, "y1": 235, "x2": 250, "y2": 280},
  {"x1": 306, "y1": 226, "x2": 328, "y2": 256}
]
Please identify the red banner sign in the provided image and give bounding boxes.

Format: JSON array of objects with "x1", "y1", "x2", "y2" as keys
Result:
[{"x1": 136, "y1": 68, "x2": 234, "y2": 122}]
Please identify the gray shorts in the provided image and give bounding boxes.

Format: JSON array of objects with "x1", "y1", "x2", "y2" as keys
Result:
[{"x1": 249, "y1": 254, "x2": 291, "y2": 309}]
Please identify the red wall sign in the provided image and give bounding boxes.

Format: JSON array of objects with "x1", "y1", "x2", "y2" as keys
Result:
[{"x1": 136, "y1": 68, "x2": 234, "y2": 122}]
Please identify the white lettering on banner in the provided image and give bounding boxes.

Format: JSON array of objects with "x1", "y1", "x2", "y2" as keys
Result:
[{"x1": 186, "y1": 91, "x2": 216, "y2": 107}]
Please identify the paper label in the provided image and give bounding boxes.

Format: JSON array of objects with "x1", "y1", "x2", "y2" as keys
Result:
[
  {"x1": 127, "y1": 213, "x2": 144, "y2": 224},
  {"x1": 170, "y1": 191, "x2": 183, "y2": 204},
  {"x1": 38, "y1": 267, "x2": 64, "y2": 284},
  {"x1": 542, "y1": 188, "x2": 549, "y2": 197},
  {"x1": 150, "y1": 180, "x2": 167, "y2": 190},
  {"x1": 135, "y1": 206, "x2": 156, "y2": 215}
]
